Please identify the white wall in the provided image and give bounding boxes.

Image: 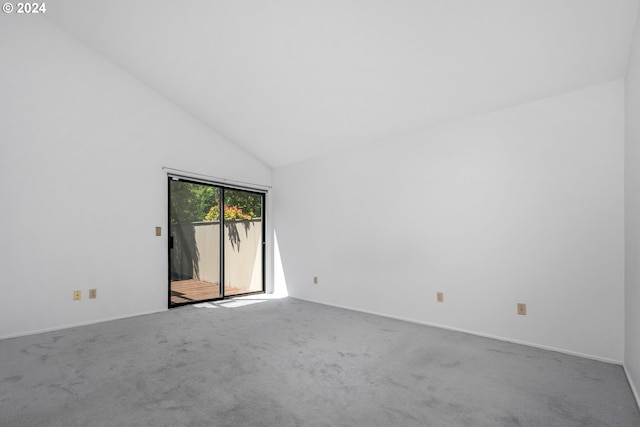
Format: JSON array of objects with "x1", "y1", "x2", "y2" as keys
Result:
[
  {"x1": 274, "y1": 80, "x2": 625, "y2": 362},
  {"x1": 625, "y1": 5, "x2": 640, "y2": 404},
  {"x1": 0, "y1": 17, "x2": 272, "y2": 338}
]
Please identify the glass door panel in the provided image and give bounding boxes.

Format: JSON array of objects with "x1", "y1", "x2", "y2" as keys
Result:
[
  {"x1": 168, "y1": 178, "x2": 221, "y2": 306},
  {"x1": 223, "y1": 189, "x2": 264, "y2": 296}
]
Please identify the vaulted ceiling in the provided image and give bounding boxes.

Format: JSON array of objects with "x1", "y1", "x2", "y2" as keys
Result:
[{"x1": 47, "y1": 0, "x2": 639, "y2": 167}]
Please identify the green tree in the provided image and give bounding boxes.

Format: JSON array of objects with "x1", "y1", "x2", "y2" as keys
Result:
[
  {"x1": 169, "y1": 181, "x2": 220, "y2": 224},
  {"x1": 170, "y1": 181, "x2": 262, "y2": 224},
  {"x1": 224, "y1": 189, "x2": 262, "y2": 219}
]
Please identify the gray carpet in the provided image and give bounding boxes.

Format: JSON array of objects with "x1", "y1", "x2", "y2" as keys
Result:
[{"x1": 0, "y1": 297, "x2": 638, "y2": 427}]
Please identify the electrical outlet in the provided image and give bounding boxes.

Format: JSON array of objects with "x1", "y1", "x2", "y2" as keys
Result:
[
  {"x1": 437, "y1": 292, "x2": 444, "y2": 302},
  {"x1": 517, "y1": 303, "x2": 527, "y2": 315},
  {"x1": 155, "y1": 226, "x2": 162, "y2": 236},
  {"x1": 89, "y1": 289, "x2": 97, "y2": 299},
  {"x1": 73, "y1": 290, "x2": 81, "y2": 301},
  {"x1": 313, "y1": 276, "x2": 318, "y2": 285}
]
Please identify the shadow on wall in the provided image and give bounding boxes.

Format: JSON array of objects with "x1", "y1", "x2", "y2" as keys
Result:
[
  {"x1": 172, "y1": 223, "x2": 199, "y2": 281},
  {"x1": 226, "y1": 220, "x2": 253, "y2": 251}
]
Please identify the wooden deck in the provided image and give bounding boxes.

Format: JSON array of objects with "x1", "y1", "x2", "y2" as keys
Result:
[{"x1": 170, "y1": 279, "x2": 247, "y2": 305}]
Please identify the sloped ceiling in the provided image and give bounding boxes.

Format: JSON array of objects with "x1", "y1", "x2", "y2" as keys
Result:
[{"x1": 46, "y1": 0, "x2": 639, "y2": 167}]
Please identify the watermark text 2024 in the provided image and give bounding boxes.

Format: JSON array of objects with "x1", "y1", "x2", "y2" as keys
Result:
[{"x1": 2, "y1": 3, "x2": 46, "y2": 14}]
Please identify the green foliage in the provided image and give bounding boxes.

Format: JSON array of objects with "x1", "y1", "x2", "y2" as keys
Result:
[
  {"x1": 170, "y1": 180, "x2": 262, "y2": 224},
  {"x1": 204, "y1": 205, "x2": 251, "y2": 221},
  {"x1": 224, "y1": 189, "x2": 262, "y2": 219},
  {"x1": 169, "y1": 180, "x2": 219, "y2": 224}
]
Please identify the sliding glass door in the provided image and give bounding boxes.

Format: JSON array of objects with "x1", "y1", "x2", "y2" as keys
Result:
[{"x1": 168, "y1": 177, "x2": 265, "y2": 307}]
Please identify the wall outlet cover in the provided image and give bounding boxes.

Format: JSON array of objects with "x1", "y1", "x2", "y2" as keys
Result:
[{"x1": 517, "y1": 303, "x2": 527, "y2": 315}]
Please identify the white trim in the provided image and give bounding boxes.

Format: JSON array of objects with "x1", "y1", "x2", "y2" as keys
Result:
[
  {"x1": 163, "y1": 166, "x2": 271, "y2": 193},
  {"x1": 624, "y1": 364, "x2": 640, "y2": 410},
  {"x1": 0, "y1": 309, "x2": 167, "y2": 341},
  {"x1": 290, "y1": 296, "x2": 623, "y2": 365}
]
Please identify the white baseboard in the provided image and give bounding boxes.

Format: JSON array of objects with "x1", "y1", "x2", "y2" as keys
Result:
[
  {"x1": 0, "y1": 308, "x2": 167, "y2": 341},
  {"x1": 290, "y1": 296, "x2": 623, "y2": 365}
]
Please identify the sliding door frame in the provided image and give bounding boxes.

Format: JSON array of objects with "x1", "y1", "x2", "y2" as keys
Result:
[{"x1": 167, "y1": 174, "x2": 266, "y2": 308}]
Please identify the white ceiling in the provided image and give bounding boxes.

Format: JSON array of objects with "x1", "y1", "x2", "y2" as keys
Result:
[{"x1": 47, "y1": 0, "x2": 639, "y2": 167}]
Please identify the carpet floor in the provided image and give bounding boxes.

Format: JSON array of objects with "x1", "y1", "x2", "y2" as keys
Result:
[{"x1": 0, "y1": 297, "x2": 638, "y2": 426}]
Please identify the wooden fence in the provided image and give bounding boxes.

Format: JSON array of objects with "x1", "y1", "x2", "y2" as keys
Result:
[{"x1": 171, "y1": 219, "x2": 263, "y2": 293}]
